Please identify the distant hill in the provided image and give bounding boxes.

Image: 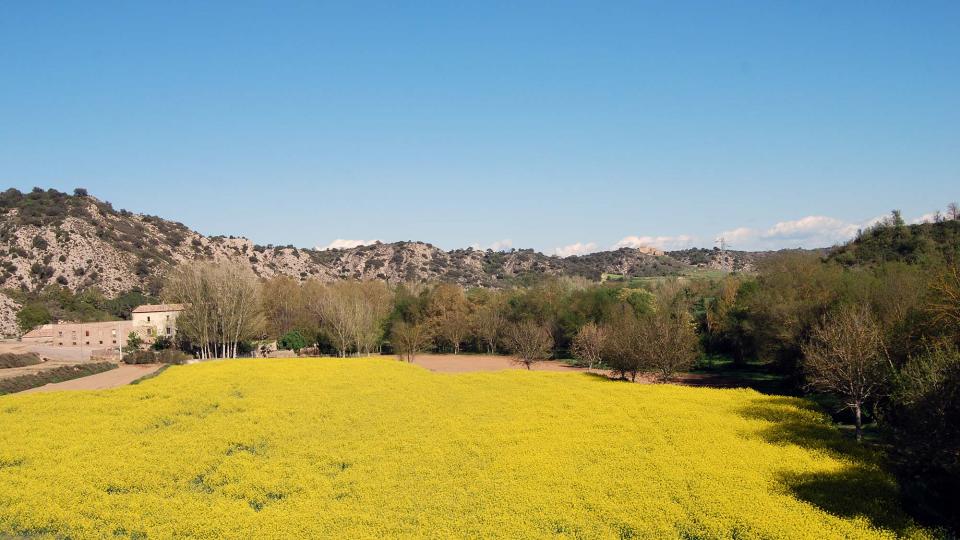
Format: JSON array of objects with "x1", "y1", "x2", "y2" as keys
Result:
[
  {"x1": 0, "y1": 188, "x2": 769, "y2": 335},
  {"x1": 827, "y1": 218, "x2": 960, "y2": 266}
]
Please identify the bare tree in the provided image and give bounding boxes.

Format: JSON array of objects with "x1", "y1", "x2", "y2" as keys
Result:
[
  {"x1": 164, "y1": 263, "x2": 213, "y2": 358},
  {"x1": 802, "y1": 304, "x2": 890, "y2": 441},
  {"x1": 391, "y1": 321, "x2": 432, "y2": 362},
  {"x1": 214, "y1": 262, "x2": 265, "y2": 358},
  {"x1": 307, "y1": 281, "x2": 392, "y2": 357},
  {"x1": 261, "y1": 276, "x2": 304, "y2": 338},
  {"x1": 571, "y1": 322, "x2": 606, "y2": 370},
  {"x1": 947, "y1": 202, "x2": 959, "y2": 221},
  {"x1": 350, "y1": 281, "x2": 393, "y2": 355},
  {"x1": 427, "y1": 284, "x2": 471, "y2": 354},
  {"x1": 602, "y1": 308, "x2": 645, "y2": 381},
  {"x1": 643, "y1": 302, "x2": 699, "y2": 381},
  {"x1": 602, "y1": 296, "x2": 698, "y2": 382},
  {"x1": 506, "y1": 320, "x2": 553, "y2": 370},
  {"x1": 164, "y1": 261, "x2": 264, "y2": 359},
  {"x1": 928, "y1": 263, "x2": 960, "y2": 340},
  {"x1": 471, "y1": 296, "x2": 506, "y2": 354}
]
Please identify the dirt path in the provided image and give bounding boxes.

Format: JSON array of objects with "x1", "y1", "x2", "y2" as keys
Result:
[
  {"x1": 18, "y1": 364, "x2": 163, "y2": 394},
  {"x1": 409, "y1": 353, "x2": 597, "y2": 374}
]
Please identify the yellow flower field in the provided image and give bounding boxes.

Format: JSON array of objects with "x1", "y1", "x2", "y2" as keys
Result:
[{"x1": 0, "y1": 358, "x2": 925, "y2": 539}]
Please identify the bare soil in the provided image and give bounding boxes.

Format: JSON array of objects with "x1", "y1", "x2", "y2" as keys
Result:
[
  {"x1": 407, "y1": 353, "x2": 581, "y2": 373},
  {"x1": 17, "y1": 364, "x2": 162, "y2": 394}
]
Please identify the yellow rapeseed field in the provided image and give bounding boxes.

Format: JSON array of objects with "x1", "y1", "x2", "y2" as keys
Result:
[{"x1": 0, "y1": 358, "x2": 925, "y2": 539}]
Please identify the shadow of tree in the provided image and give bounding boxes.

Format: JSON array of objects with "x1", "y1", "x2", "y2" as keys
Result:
[
  {"x1": 778, "y1": 467, "x2": 910, "y2": 532},
  {"x1": 737, "y1": 397, "x2": 917, "y2": 534}
]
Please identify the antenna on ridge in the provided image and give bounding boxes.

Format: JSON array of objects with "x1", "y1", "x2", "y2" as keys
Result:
[{"x1": 715, "y1": 236, "x2": 727, "y2": 256}]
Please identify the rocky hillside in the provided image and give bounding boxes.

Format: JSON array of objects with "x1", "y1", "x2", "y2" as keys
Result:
[{"x1": 0, "y1": 188, "x2": 750, "y2": 335}]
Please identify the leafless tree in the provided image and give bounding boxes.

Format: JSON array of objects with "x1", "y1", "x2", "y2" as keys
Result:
[
  {"x1": 602, "y1": 295, "x2": 698, "y2": 382},
  {"x1": 310, "y1": 281, "x2": 392, "y2": 357},
  {"x1": 350, "y1": 280, "x2": 393, "y2": 355},
  {"x1": 947, "y1": 202, "x2": 959, "y2": 221},
  {"x1": 802, "y1": 304, "x2": 890, "y2": 441},
  {"x1": 427, "y1": 283, "x2": 471, "y2": 354},
  {"x1": 164, "y1": 261, "x2": 264, "y2": 359},
  {"x1": 571, "y1": 322, "x2": 606, "y2": 370},
  {"x1": 928, "y1": 263, "x2": 960, "y2": 338},
  {"x1": 261, "y1": 276, "x2": 303, "y2": 338},
  {"x1": 602, "y1": 308, "x2": 645, "y2": 381},
  {"x1": 471, "y1": 296, "x2": 506, "y2": 354},
  {"x1": 506, "y1": 320, "x2": 553, "y2": 369},
  {"x1": 643, "y1": 301, "x2": 699, "y2": 381},
  {"x1": 391, "y1": 321, "x2": 433, "y2": 362}
]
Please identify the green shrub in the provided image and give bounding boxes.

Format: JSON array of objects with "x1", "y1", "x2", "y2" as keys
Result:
[
  {"x1": 278, "y1": 330, "x2": 308, "y2": 352},
  {"x1": 157, "y1": 349, "x2": 191, "y2": 364},
  {"x1": 126, "y1": 332, "x2": 143, "y2": 351},
  {"x1": 151, "y1": 335, "x2": 173, "y2": 351},
  {"x1": 16, "y1": 303, "x2": 50, "y2": 333},
  {"x1": 123, "y1": 350, "x2": 190, "y2": 365},
  {"x1": 122, "y1": 350, "x2": 155, "y2": 364}
]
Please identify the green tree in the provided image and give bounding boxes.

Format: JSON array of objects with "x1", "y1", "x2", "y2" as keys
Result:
[
  {"x1": 278, "y1": 330, "x2": 308, "y2": 353},
  {"x1": 151, "y1": 335, "x2": 173, "y2": 351},
  {"x1": 16, "y1": 303, "x2": 50, "y2": 333},
  {"x1": 126, "y1": 332, "x2": 143, "y2": 351}
]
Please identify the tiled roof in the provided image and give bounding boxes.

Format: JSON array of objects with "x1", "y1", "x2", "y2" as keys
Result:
[
  {"x1": 131, "y1": 303, "x2": 186, "y2": 314},
  {"x1": 21, "y1": 325, "x2": 53, "y2": 338}
]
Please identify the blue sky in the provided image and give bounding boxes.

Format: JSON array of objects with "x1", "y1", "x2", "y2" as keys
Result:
[{"x1": 1, "y1": 2, "x2": 957, "y2": 254}]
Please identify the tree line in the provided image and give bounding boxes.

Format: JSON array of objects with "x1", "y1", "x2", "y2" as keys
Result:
[
  {"x1": 698, "y1": 211, "x2": 960, "y2": 529},
  {"x1": 159, "y1": 207, "x2": 959, "y2": 531}
]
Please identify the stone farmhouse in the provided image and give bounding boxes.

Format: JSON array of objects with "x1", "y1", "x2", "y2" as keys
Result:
[{"x1": 21, "y1": 304, "x2": 186, "y2": 351}]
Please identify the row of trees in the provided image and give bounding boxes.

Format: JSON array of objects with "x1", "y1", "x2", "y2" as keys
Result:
[
  {"x1": 161, "y1": 262, "x2": 699, "y2": 380},
  {"x1": 157, "y1": 213, "x2": 957, "y2": 529}
]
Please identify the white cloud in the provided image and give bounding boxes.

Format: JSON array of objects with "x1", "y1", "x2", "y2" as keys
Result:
[
  {"x1": 470, "y1": 239, "x2": 513, "y2": 251},
  {"x1": 717, "y1": 215, "x2": 884, "y2": 251},
  {"x1": 614, "y1": 235, "x2": 698, "y2": 251},
  {"x1": 554, "y1": 242, "x2": 598, "y2": 257},
  {"x1": 911, "y1": 212, "x2": 938, "y2": 224},
  {"x1": 316, "y1": 238, "x2": 381, "y2": 250}
]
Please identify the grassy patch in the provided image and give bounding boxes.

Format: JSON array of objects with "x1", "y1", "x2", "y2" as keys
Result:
[{"x1": 688, "y1": 355, "x2": 793, "y2": 395}]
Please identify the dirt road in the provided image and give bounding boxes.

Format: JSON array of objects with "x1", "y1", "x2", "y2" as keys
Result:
[
  {"x1": 409, "y1": 353, "x2": 593, "y2": 374},
  {"x1": 17, "y1": 364, "x2": 163, "y2": 394}
]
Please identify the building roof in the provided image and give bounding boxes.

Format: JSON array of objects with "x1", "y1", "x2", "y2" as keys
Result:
[
  {"x1": 22, "y1": 324, "x2": 54, "y2": 338},
  {"x1": 131, "y1": 303, "x2": 186, "y2": 314}
]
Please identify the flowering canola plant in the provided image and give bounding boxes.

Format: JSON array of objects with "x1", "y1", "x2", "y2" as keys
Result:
[{"x1": 0, "y1": 358, "x2": 926, "y2": 538}]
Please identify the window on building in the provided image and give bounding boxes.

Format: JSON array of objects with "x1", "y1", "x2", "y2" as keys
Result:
[
  {"x1": 58, "y1": 331, "x2": 63, "y2": 337},
  {"x1": 147, "y1": 316, "x2": 151, "y2": 322},
  {"x1": 85, "y1": 330, "x2": 89, "y2": 337},
  {"x1": 98, "y1": 340, "x2": 103, "y2": 345},
  {"x1": 166, "y1": 327, "x2": 172, "y2": 335},
  {"x1": 111, "y1": 330, "x2": 117, "y2": 336},
  {"x1": 112, "y1": 340, "x2": 116, "y2": 344},
  {"x1": 72, "y1": 342, "x2": 77, "y2": 346},
  {"x1": 85, "y1": 341, "x2": 90, "y2": 345},
  {"x1": 58, "y1": 342, "x2": 63, "y2": 346}
]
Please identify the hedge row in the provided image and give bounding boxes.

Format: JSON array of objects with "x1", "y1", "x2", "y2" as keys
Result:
[{"x1": 0, "y1": 362, "x2": 117, "y2": 395}]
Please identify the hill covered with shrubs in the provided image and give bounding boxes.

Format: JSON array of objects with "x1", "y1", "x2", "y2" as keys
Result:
[{"x1": 0, "y1": 187, "x2": 756, "y2": 335}]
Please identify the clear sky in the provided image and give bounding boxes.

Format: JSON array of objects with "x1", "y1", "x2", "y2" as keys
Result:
[{"x1": 1, "y1": 2, "x2": 957, "y2": 254}]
